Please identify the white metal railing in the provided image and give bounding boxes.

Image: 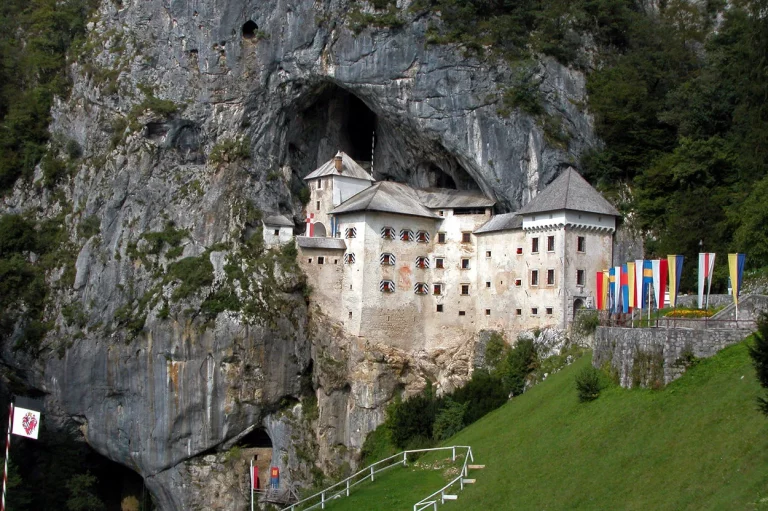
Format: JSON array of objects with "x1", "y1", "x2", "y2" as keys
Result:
[
  {"x1": 412, "y1": 446, "x2": 474, "y2": 511},
  {"x1": 281, "y1": 445, "x2": 473, "y2": 511}
]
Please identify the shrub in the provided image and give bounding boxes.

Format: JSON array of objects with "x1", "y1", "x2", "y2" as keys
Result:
[
  {"x1": 484, "y1": 331, "x2": 510, "y2": 370},
  {"x1": 387, "y1": 383, "x2": 439, "y2": 449},
  {"x1": 498, "y1": 338, "x2": 538, "y2": 396},
  {"x1": 451, "y1": 369, "x2": 507, "y2": 424},
  {"x1": 748, "y1": 313, "x2": 768, "y2": 416},
  {"x1": 209, "y1": 137, "x2": 250, "y2": 166},
  {"x1": 433, "y1": 399, "x2": 467, "y2": 441},
  {"x1": 167, "y1": 255, "x2": 214, "y2": 301},
  {"x1": 575, "y1": 365, "x2": 605, "y2": 402}
]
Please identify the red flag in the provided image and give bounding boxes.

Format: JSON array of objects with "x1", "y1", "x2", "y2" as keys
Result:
[
  {"x1": 659, "y1": 259, "x2": 668, "y2": 308},
  {"x1": 596, "y1": 272, "x2": 604, "y2": 310},
  {"x1": 252, "y1": 466, "x2": 259, "y2": 489}
]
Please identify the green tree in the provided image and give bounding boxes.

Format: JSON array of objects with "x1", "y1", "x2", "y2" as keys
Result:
[
  {"x1": 748, "y1": 314, "x2": 768, "y2": 416},
  {"x1": 65, "y1": 472, "x2": 103, "y2": 511},
  {"x1": 497, "y1": 338, "x2": 538, "y2": 396},
  {"x1": 432, "y1": 399, "x2": 467, "y2": 441}
]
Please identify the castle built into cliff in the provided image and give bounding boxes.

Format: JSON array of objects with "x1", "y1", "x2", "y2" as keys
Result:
[{"x1": 270, "y1": 152, "x2": 619, "y2": 351}]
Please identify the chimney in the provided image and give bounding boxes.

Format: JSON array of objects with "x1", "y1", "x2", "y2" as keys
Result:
[{"x1": 334, "y1": 152, "x2": 343, "y2": 172}]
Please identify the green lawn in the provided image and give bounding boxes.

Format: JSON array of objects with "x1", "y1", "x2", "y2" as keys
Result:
[{"x1": 319, "y1": 341, "x2": 768, "y2": 510}]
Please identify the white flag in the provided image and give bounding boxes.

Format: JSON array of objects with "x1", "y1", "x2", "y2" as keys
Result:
[{"x1": 12, "y1": 406, "x2": 41, "y2": 440}]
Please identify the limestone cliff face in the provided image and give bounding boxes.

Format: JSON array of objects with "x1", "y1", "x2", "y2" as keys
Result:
[{"x1": 0, "y1": 0, "x2": 599, "y2": 508}]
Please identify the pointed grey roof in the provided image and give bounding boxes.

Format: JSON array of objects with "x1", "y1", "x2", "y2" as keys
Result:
[
  {"x1": 263, "y1": 215, "x2": 294, "y2": 227},
  {"x1": 330, "y1": 182, "x2": 441, "y2": 219},
  {"x1": 415, "y1": 188, "x2": 496, "y2": 209},
  {"x1": 517, "y1": 168, "x2": 620, "y2": 217},
  {"x1": 474, "y1": 213, "x2": 522, "y2": 234},
  {"x1": 304, "y1": 151, "x2": 375, "y2": 182}
]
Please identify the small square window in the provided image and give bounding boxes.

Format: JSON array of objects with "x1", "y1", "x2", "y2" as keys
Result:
[
  {"x1": 461, "y1": 284, "x2": 470, "y2": 295},
  {"x1": 334, "y1": 259, "x2": 338, "y2": 264},
  {"x1": 486, "y1": 281, "x2": 491, "y2": 288},
  {"x1": 348, "y1": 311, "x2": 352, "y2": 318},
  {"x1": 459, "y1": 310, "x2": 466, "y2": 316},
  {"x1": 486, "y1": 251, "x2": 492, "y2": 258},
  {"x1": 547, "y1": 235, "x2": 555, "y2": 252},
  {"x1": 577, "y1": 236, "x2": 586, "y2": 253},
  {"x1": 439, "y1": 211, "x2": 444, "y2": 217},
  {"x1": 546, "y1": 307, "x2": 553, "y2": 315},
  {"x1": 381, "y1": 227, "x2": 395, "y2": 240},
  {"x1": 318, "y1": 257, "x2": 324, "y2": 265},
  {"x1": 461, "y1": 258, "x2": 470, "y2": 269},
  {"x1": 437, "y1": 232, "x2": 446, "y2": 244},
  {"x1": 316, "y1": 201, "x2": 320, "y2": 210},
  {"x1": 435, "y1": 257, "x2": 444, "y2": 269},
  {"x1": 345, "y1": 227, "x2": 357, "y2": 239},
  {"x1": 436, "y1": 304, "x2": 444, "y2": 312},
  {"x1": 577, "y1": 269, "x2": 586, "y2": 286},
  {"x1": 547, "y1": 269, "x2": 555, "y2": 286},
  {"x1": 317, "y1": 179, "x2": 322, "y2": 189},
  {"x1": 515, "y1": 308, "x2": 522, "y2": 316},
  {"x1": 516, "y1": 247, "x2": 523, "y2": 255},
  {"x1": 433, "y1": 284, "x2": 443, "y2": 296},
  {"x1": 274, "y1": 229, "x2": 280, "y2": 236},
  {"x1": 531, "y1": 270, "x2": 539, "y2": 286},
  {"x1": 532, "y1": 237, "x2": 539, "y2": 253},
  {"x1": 462, "y1": 232, "x2": 471, "y2": 243},
  {"x1": 531, "y1": 307, "x2": 538, "y2": 315},
  {"x1": 515, "y1": 278, "x2": 522, "y2": 287},
  {"x1": 308, "y1": 258, "x2": 313, "y2": 263},
  {"x1": 485, "y1": 309, "x2": 491, "y2": 316}
]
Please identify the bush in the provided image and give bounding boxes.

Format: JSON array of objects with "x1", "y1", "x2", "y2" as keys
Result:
[
  {"x1": 451, "y1": 369, "x2": 507, "y2": 424},
  {"x1": 498, "y1": 338, "x2": 538, "y2": 396},
  {"x1": 575, "y1": 366, "x2": 605, "y2": 402},
  {"x1": 484, "y1": 331, "x2": 510, "y2": 370},
  {"x1": 748, "y1": 313, "x2": 768, "y2": 416},
  {"x1": 387, "y1": 384, "x2": 439, "y2": 449},
  {"x1": 433, "y1": 399, "x2": 467, "y2": 441}
]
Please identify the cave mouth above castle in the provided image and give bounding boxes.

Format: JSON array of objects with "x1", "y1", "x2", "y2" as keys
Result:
[
  {"x1": 236, "y1": 427, "x2": 273, "y2": 449},
  {"x1": 242, "y1": 20, "x2": 258, "y2": 39},
  {"x1": 282, "y1": 81, "x2": 482, "y2": 193}
]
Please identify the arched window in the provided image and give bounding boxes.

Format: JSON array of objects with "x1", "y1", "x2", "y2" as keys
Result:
[
  {"x1": 344, "y1": 253, "x2": 356, "y2": 264},
  {"x1": 380, "y1": 280, "x2": 395, "y2": 293},
  {"x1": 345, "y1": 227, "x2": 357, "y2": 239},
  {"x1": 414, "y1": 282, "x2": 429, "y2": 295},
  {"x1": 381, "y1": 226, "x2": 395, "y2": 240},
  {"x1": 400, "y1": 229, "x2": 414, "y2": 242},
  {"x1": 416, "y1": 231, "x2": 430, "y2": 243},
  {"x1": 415, "y1": 256, "x2": 430, "y2": 269},
  {"x1": 380, "y1": 253, "x2": 396, "y2": 265}
]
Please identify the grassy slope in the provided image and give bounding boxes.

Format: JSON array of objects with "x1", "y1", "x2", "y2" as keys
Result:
[{"x1": 323, "y1": 342, "x2": 768, "y2": 510}]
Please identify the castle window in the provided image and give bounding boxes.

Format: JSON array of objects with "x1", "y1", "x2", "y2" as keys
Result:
[
  {"x1": 515, "y1": 278, "x2": 522, "y2": 287},
  {"x1": 486, "y1": 251, "x2": 491, "y2": 258},
  {"x1": 531, "y1": 270, "x2": 539, "y2": 286},
  {"x1": 316, "y1": 201, "x2": 320, "y2": 210},
  {"x1": 334, "y1": 259, "x2": 338, "y2": 264},
  {"x1": 461, "y1": 284, "x2": 470, "y2": 295},
  {"x1": 400, "y1": 229, "x2": 414, "y2": 242},
  {"x1": 461, "y1": 232, "x2": 472, "y2": 243},
  {"x1": 516, "y1": 247, "x2": 523, "y2": 255},
  {"x1": 439, "y1": 211, "x2": 444, "y2": 217},
  {"x1": 461, "y1": 258, "x2": 470, "y2": 269},
  {"x1": 415, "y1": 256, "x2": 430, "y2": 269},
  {"x1": 380, "y1": 280, "x2": 395, "y2": 293},
  {"x1": 531, "y1": 237, "x2": 539, "y2": 254},
  {"x1": 349, "y1": 311, "x2": 352, "y2": 318},
  {"x1": 380, "y1": 253, "x2": 396, "y2": 266},
  {"x1": 416, "y1": 231, "x2": 430, "y2": 243},
  {"x1": 531, "y1": 307, "x2": 538, "y2": 315},
  {"x1": 577, "y1": 269, "x2": 586, "y2": 286},
  {"x1": 381, "y1": 226, "x2": 395, "y2": 240},
  {"x1": 547, "y1": 269, "x2": 555, "y2": 286},
  {"x1": 459, "y1": 310, "x2": 466, "y2": 316},
  {"x1": 344, "y1": 253, "x2": 356, "y2": 264},
  {"x1": 345, "y1": 227, "x2": 357, "y2": 239},
  {"x1": 318, "y1": 257, "x2": 324, "y2": 265},
  {"x1": 317, "y1": 179, "x2": 322, "y2": 189},
  {"x1": 436, "y1": 304, "x2": 444, "y2": 312},
  {"x1": 546, "y1": 307, "x2": 554, "y2": 315},
  {"x1": 437, "y1": 232, "x2": 446, "y2": 244},
  {"x1": 435, "y1": 257, "x2": 444, "y2": 269},
  {"x1": 516, "y1": 308, "x2": 522, "y2": 316},
  {"x1": 577, "y1": 236, "x2": 586, "y2": 253},
  {"x1": 485, "y1": 309, "x2": 491, "y2": 316},
  {"x1": 433, "y1": 283, "x2": 444, "y2": 295},
  {"x1": 414, "y1": 282, "x2": 429, "y2": 294},
  {"x1": 486, "y1": 281, "x2": 491, "y2": 288},
  {"x1": 547, "y1": 235, "x2": 555, "y2": 252}
]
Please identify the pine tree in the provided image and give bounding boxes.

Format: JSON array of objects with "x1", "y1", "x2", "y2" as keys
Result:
[{"x1": 748, "y1": 313, "x2": 768, "y2": 416}]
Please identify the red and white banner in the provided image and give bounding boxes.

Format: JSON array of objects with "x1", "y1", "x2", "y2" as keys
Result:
[
  {"x1": 11, "y1": 407, "x2": 40, "y2": 440},
  {"x1": 305, "y1": 213, "x2": 315, "y2": 237},
  {"x1": 698, "y1": 253, "x2": 716, "y2": 309}
]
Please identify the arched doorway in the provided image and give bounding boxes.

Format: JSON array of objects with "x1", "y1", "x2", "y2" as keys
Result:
[
  {"x1": 313, "y1": 222, "x2": 327, "y2": 237},
  {"x1": 573, "y1": 298, "x2": 585, "y2": 318}
]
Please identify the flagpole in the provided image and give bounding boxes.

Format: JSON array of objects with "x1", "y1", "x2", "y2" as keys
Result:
[
  {"x1": 2, "y1": 402, "x2": 14, "y2": 511},
  {"x1": 250, "y1": 459, "x2": 254, "y2": 511}
]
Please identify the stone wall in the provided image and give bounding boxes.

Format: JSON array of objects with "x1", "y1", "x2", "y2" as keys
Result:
[{"x1": 593, "y1": 325, "x2": 753, "y2": 388}]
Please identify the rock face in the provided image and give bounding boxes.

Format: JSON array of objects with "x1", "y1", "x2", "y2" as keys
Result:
[{"x1": 0, "y1": 0, "x2": 601, "y2": 509}]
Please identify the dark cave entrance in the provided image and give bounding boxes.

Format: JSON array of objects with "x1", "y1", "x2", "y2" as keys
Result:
[
  {"x1": 233, "y1": 427, "x2": 274, "y2": 490},
  {"x1": 281, "y1": 81, "x2": 480, "y2": 194}
]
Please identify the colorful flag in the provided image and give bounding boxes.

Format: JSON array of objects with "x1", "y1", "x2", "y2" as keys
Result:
[
  {"x1": 614, "y1": 266, "x2": 622, "y2": 313},
  {"x1": 627, "y1": 262, "x2": 636, "y2": 309},
  {"x1": 11, "y1": 397, "x2": 43, "y2": 440},
  {"x1": 608, "y1": 268, "x2": 616, "y2": 312},
  {"x1": 698, "y1": 253, "x2": 716, "y2": 309},
  {"x1": 621, "y1": 264, "x2": 630, "y2": 313},
  {"x1": 728, "y1": 253, "x2": 746, "y2": 305},
  {"x1": 597, "y1": 272, "x2": 605, "y2": 310},
  {"x1": 639, "y1": 260, "x2": 652, "y2": 308},
  {"x1": 252, "y1": 465, "x2": 259, "y2": 490},
  {"x1": 602, "y1": 271, "x2": 609, "y2": 310},
  {"x1": 305, "y1": 213, "x2": 315, "y2": 237},
  {"x1": 668, "y1": 255, "x2": 684, "y2": 307},
  {"x1": 651, "y1": 259, "x2": 668, "y2": 309}
]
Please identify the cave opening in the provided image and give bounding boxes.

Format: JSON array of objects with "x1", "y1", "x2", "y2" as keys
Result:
[
  {"x1": 242, "y1": 20, "x2": 258, "y2": 39},
  {"x1": 233, "y1": 427, "x2": 274, "y2": 490},
  {"x1": 281, "y1": 81, "x2": 482, "y2": 196}
]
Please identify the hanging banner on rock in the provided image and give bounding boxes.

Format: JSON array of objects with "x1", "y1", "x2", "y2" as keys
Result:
[{"x1": 11, "y1": 397, "x2": 43, "y2": 440}]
